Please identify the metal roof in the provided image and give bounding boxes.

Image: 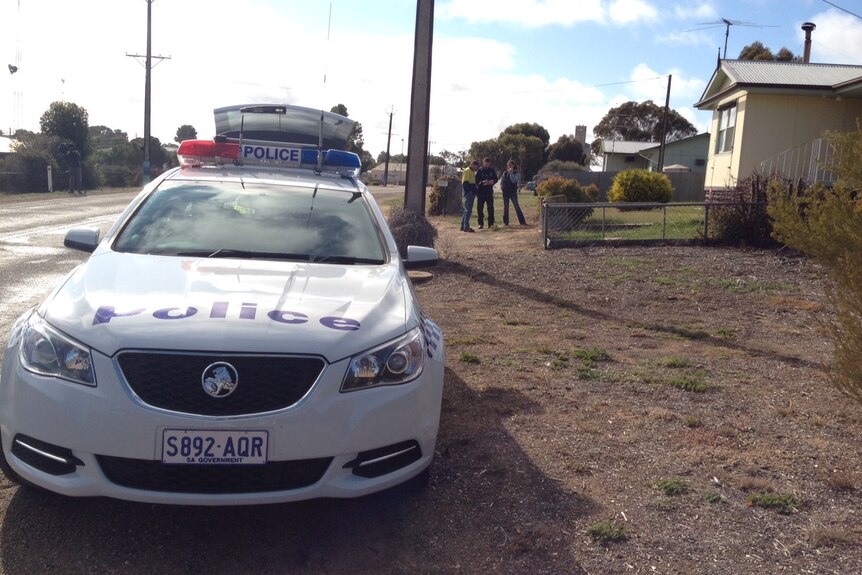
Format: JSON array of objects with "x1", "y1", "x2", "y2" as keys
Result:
[
  {"x1": 695, "y1": 60, "x2": 862, "y2": 108},
  {"x1": 599, "y1": 140, "x2": 655, "y2": 155}
]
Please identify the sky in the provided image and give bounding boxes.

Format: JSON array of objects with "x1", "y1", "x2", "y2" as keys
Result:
[{"x1": 2, "y1": 0, "x2": 862, "y2": 161}]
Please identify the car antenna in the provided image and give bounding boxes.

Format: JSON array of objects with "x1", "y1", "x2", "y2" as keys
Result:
[
  {"x1": 237, "y1": 113, "x2": 245, "y2": 166},
  {"x1": 317, "y1": 109, "x2": 324, "y2": 174}
]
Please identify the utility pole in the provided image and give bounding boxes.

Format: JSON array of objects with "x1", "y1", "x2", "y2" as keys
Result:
[
  {"x1": 126, "y1": 0, "x2": 169, "y2": 184},
  {"x1": 383, "y1": 106, "x2": 394, "y2": 186},
  {"x1": 657, "y1": 74, "x2": 672, "y2": 172},
  {"x1": 404, "y1": 0, "x2": 434, "y2": 213}
]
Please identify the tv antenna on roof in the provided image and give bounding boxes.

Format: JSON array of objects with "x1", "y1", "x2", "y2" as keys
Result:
[{"x1": 690, "y1": 18, "x2": 778, "y2": 59}]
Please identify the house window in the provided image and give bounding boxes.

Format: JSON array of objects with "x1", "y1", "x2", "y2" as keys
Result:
[
  {"x1": 715, "y1": 104, "x2": 736, "y2": 153},
  {"x1": 624, "y1": 156, "x2": 635, "y2": 163}
]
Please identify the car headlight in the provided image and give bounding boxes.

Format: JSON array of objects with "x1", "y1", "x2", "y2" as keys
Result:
[
  {"x1": 19, "y1": 314, "x2": 95, "y2": 386},
  {"x1": 341, "y1": 327, "x2": 425, "y2": 392}
]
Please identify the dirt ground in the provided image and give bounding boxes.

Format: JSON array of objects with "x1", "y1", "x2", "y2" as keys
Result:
[
  {"x1": 1, "y1": 191, "x2": 860, "y2": 575},
  {"x1": 409, "y1": 198, "x2": 862, "y2": 574}
]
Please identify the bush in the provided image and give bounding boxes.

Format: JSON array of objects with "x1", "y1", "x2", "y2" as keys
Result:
[
  {"x1": 536, "y1": 175, "x2": 598, "y2": 204},
  {"x1": 536, "y1": 176, "x2": 599, "y2": 231},
  {"x1": 386, "y1": 206, "x2": 438, "y2": 258},
  {"x1": 608, "y1": 170, "x2": 673, "y2": 204},
  {"x1": 767, "y1": 119, "x2": 862, "y2": 406},
  {"x1": 707, "y1": 172, "x2": 776, "y2": 246}
]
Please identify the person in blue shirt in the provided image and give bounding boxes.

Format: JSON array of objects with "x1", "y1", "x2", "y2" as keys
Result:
[
  {"x1": 500, "y1": 160, "x2": 527, "y2": 226},
  {"x1": 474, "y1": 157, "x2": 498, "y2": 229}
]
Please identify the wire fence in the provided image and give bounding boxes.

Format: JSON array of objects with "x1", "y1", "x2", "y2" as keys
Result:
[{"x1": 541, "y1": 199, "x2": 768, "y2": 249}]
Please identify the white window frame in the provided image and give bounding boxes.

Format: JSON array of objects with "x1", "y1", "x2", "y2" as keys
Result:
[{"x1": 715, "y1": 104, "x2": 737, "y2": 154}]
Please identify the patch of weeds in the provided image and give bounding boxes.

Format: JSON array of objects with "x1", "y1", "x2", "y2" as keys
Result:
[
  {"x1": 503, "y1": 318, "x2": 528, "y2": 326},
  {"x1": 587, "y1": 521, "x2": 628, "y2": 545},
  {"x1": 577, "y1": 366, "x2": 604, "y2": 381},
  {"x1": 664, "y1": 325, "x2": 710, "y2": 340},
  {"x1": 809, "y1": 525, "x2": 854, "y2": 547},
  {"x1": 684, "y1": 415, "x2": 703, "y2": 428},
  {"x1": 574, "y1": 348, "x2": 611, "y2": 363},
  {"x1": 715, "y1": 328, "x2": 736, "y2": 340},
  {"x1": 721, "y1": 278, "x2": 794, "y2": 294},
  {"x1": 536, "y1": 345, "x2": 554, "y2": 355},
  {"x1": 703, "y1": 491, "x2": 723, "y2": 504},
  {"x1": 448, "y1": 335, "x2": 494, "y2": 346},
  {"x1": 658, "y1": 357, "x2": 691, "y2": 368},
  {"x1": 458, "y1": 351, "x2": 481, "y2": 364},
  {"x1": 567, "y1": 461, "x2": 591, "y2": 474},
  {"x1": 747, "y1": 492, "x2": 800, "y2": 514},
  {"x1": 825, "y1": 473, "x2": 856, "y2": 491},
  {"x1": 653, "y1": 478, "x2": 689, "y2": 496},
  {"x1": 667, "y1": 374, "x2": 709, "y2": 392},
  {"x1": 549, "y1": 354, "x2": 569, "y2": 369},
  {"x1": 646, "y1": 499, "x2": 677, "y2": 512}
]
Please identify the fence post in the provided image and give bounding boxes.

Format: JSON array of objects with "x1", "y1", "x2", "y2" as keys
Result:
[{"x1": 703, "y1": 203, "x2": 710, "y2": 242}]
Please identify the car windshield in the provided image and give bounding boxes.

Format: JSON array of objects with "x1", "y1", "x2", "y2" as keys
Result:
[{"x1": 113, "y1": 181, "x2": 387, "y2": 264}]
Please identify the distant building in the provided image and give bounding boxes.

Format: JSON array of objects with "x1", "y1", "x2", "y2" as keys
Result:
[
  {"x1": 598, "y1": 140, "x2": 654, "y2": 171},
  {"x1": 639, "y1": 133, "x2": 710, "y2": 173}
]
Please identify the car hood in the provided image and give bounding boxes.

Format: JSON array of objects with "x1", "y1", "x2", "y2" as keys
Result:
[{"x1": 41, "y1": 252, "x2": 412, "y2": 361}]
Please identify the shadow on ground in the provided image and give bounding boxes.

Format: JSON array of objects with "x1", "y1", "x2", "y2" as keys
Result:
[{"x1": 0, "y1": 371, "x2": 595, "y2": 575}]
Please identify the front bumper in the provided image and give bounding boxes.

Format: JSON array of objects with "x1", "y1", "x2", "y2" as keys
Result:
[{"x1": 0, "y1": 346, "x2": 444, "y2": 505}]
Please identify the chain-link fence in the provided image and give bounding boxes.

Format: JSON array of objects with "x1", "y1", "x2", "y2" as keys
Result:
[{"x1": 541, "y1": 199, "x2": 769, "y2": 249}]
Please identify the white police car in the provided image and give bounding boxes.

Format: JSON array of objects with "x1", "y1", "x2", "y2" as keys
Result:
[{"x1": 0, "y1": 105, "x2": 444, "y2": 505}]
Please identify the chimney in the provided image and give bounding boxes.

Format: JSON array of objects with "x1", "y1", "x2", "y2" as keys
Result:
[{"x1": 802, "y1": 22, "x2": 816, "y2": 63}]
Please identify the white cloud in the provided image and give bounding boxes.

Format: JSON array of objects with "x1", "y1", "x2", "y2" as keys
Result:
[
  {"x1": 673, "y1": 1, "x2": 718, "y2": 21},
  {"x1": 608, "y1": 0, "x2": 658, "y2": 25},
  {"x1": 806, "y1": 10, "x2": 862, "y2": 65},
  {"x1": 439, "y1": 0, "x2": 605, "y2": 27}
]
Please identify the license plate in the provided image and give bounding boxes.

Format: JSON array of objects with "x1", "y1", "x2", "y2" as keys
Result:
[{"x1": 162, "y1": 429, "x2": 268, "y2": 465}]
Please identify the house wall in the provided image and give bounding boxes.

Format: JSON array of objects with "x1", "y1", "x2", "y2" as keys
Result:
[
  {"x1": 603, "y1": 154, "x2": 650, "y2": 172},
  {"x1": 705, "y1": 91, "x2": 862, "y2": 189},
  {"x1": 641, "y1": 135, "x2": 710, "y2": 173}
]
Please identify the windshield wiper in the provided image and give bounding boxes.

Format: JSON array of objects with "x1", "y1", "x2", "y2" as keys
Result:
[
  {"x1": 312, "y1": 255, "x2": 385, "y2": 265},
  {"x1": 176, "y1": 249, "x2": 311, "y2": 261}
]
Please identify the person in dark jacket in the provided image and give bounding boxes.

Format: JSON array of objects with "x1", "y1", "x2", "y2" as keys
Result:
[
  {"x1": 500, "y1": 160, "x2": 527, "y2": 226},
  {"x1": 474, "y1": 157, "x2": 498, "y2": 229}
]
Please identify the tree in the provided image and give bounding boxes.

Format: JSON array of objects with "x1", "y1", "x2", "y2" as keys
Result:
[
  {"x1": 330, "y1": 104, "x2": 374, "y2": 172},
  {"x1": 738, "y1": 41, "x2": 798, "y2": 61},
  {"x1": 467, "y1": 123, "x2": 550, "y2": 180},
  {"x1": 89, "y1": 126, "x2": 129, "y2": 151},
  {"x1": 40, "y1": 101, "x2": 90, "y2": 157},
  {"x1": 175, "y1": 124, "x2": 197, "y2": 143},
  {"x1": 502, "y1": 123, "x2": 550, "y2": 150},
  {"x1": 439, "y1": 149, "x2": 468, "y2": 168},
  {"x1": 548, "y1": 134, "x2": 587, "y2": 165},
  {"x1": 591, "y1": 100, "x2": 697, "y2": 157}
]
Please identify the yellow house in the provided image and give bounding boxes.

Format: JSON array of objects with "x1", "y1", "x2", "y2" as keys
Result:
[{"x1": 695, "y1": 60, "x2": 862, "y2": 190}]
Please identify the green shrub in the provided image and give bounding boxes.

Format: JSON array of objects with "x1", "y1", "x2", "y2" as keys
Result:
[
  {"x1": 536, "y1": 176, "x2": 599, "y2": 230},
  {"x1": 608, "y1": 169, "x2": 673, "y2": 204},
  {"x1": 536, "y1": 175, "x2": 598, "y2": 203}
]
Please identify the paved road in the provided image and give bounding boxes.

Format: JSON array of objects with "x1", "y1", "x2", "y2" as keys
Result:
[{"x1": 0, "y1": 192, "x2": 137, "y2": 331}]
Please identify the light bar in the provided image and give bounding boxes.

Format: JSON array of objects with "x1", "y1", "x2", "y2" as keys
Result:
[{"x1": 176, "y1": 139, "x2": 361, "y2": 176}]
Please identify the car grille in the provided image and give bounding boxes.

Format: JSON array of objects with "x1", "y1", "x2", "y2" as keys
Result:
[
  {"x1": 116, "y1": 352, "x2": 326, "y2": 416},
  {"x1": 97, "y1": 455, "x2": 332, "y2": 494}
]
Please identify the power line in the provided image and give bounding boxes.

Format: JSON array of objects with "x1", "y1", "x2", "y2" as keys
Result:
[{"x1": 821, "y1": 0, "x2": 862, "y2": 20}]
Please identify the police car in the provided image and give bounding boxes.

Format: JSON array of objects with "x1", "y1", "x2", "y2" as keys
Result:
[{"x1": 0, "y1": 105, "x2": 444, "y2": 505}]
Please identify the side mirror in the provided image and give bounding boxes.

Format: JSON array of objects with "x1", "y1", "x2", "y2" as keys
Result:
[
  {"x1": 405, "y1": 245, "x2": 438, "y2": 270},
  {"x1": 64, "y1": 228, "x2": 101, "y2": 253}
]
